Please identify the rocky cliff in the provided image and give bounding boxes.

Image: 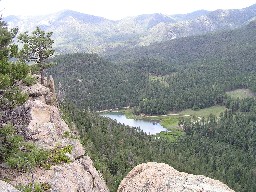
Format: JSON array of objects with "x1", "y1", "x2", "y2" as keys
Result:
[
  {"x1": 118, "y1": 162, "x2": 234, "y2": 192},
  {"x1": 0, "y1": 75, "x2": 109, "y2": 192}
]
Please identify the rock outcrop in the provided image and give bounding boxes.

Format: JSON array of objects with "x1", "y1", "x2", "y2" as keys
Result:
[
  {"x1": 118, "y1": 162, "x2": 234, "y2": 192},
  {"x1": 12, "y1": 156, "x2": 107, "y2": 192},
  {"x1": 0, "y1": 75, "x2": 109, "y2": 192}
]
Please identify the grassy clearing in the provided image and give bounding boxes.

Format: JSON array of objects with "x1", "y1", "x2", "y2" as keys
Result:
[
  {"x1": 149, "y1": 74, "x2": 169, "y2": 87},
  {"x1": 156, "y1": 129, "x2": 185, "y2": 142},
  {"x1": 179, "y1": 105, "x2": 226, "y2": 118},
  {"x1": 226, "y1": 89, "x2": 255, "y2": 99},
  {"x1": 121, "y1": 109, "x2": 135, "y2": 119},
  {"x1": 160, "y1": 116, "x2": 179, "y2": 129}
]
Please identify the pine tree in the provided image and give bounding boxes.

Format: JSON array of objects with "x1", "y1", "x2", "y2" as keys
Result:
[{"x1": 18, "y1": 26, "x2": 55, "y2": 84}]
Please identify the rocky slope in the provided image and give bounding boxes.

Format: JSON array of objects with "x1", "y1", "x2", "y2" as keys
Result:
[
  {"x1": 118, "y1": 162, "x2": 234, "y2": 192},
  {"x1": 0, "y1": 75, "x2": 109, "y2": 192}
]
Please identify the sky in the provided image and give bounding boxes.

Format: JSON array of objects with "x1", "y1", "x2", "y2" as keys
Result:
[{"x1": 1, "y1": 0, "x2": 256, "y2": 20}]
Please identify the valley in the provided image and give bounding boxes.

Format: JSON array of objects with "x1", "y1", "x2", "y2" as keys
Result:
[
  {"x1": 2, "y1": 3, "x2": 256, "y2": 191},
  {"x1": 46, "y1": 16, "x2": 256, "y2": 191},
  {"x1": 48, "y1": 19, "x2": 256, "y2": 116}
]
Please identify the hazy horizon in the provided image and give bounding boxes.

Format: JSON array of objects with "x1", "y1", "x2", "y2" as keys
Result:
[{"x1": 1, "y1": 0, "x2": 256, "y2": 20}]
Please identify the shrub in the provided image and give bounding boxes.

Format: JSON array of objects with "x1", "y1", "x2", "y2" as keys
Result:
[
  {"x1": 0, "y1": 124, "x2": 23, "y2": 162},
  {"x1": 0, "y1": 124, "x2": 49, "y2": 171},
  {"x1": 6, "y1": 142, "x2": 49, "y2": 171},
  {"x1": 0, "y1": 74, "x2": 11, "y2": 89},
  {"x1": 0, "y1": 124, "x2": 73, "y2": 172},
  {"x1": 49, "y1": 145, "x2": 73, "y2": 164},
  {"x1": 3, "y1": 87, "x2": 29, "y2": 107},
  {"x1": 10, "y1": 62, "x2": 30, "y2": 83},
  {"x1": 23, "y1": 75, "x2": 37, "y2": 86},
  {"x1": 17, "y1": 182, "x2": 51, "y2": 192}
]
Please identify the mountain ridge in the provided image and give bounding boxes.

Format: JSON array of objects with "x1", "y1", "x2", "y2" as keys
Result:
[{"x1": 4, "y1": 4, "x2": 256, "y2": 53}]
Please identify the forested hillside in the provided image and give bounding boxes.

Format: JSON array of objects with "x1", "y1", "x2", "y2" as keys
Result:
[
  {"x1": 48, "y1": 53, "x2": 146, "y2": 110},
  {"x1": 61, "y1": 98, "x2": 256, "y2": 192},
  {"x1": 108, "y1": 21, "x2": 256, "y2": 114},
  {"x1": 49, "y1": 21, "x2": 256, "y2": 115}
]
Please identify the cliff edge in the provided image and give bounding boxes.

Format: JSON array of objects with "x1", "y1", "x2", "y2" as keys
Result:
[
  {"x1": 118, "y1": 162, "x2": 234, "y2": 192},
  {"x1": 0, "y1": 75, "x2": 109, "y2": 192}
]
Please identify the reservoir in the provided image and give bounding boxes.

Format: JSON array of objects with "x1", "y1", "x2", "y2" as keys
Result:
[{"x1": 100, "y1": 112, "x2": 167, "y2": 135}]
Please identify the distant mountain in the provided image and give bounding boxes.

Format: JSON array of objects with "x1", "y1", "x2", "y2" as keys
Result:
[
  {"x1": 106, "y1": 20, "x2": 256, "y2": 67},
  {"x1": 172, "y1": 10, "x2": 210, "y2": 21},
  {"x1": 5, "y1": 4, "x2": 256, "y2": 54},
  {"x1": 139, "y1": 4, "x2": 256, "y2": 46},
  {"x1": 55, "y1": 10, "x2": 108, "y2": 24},
  {"x1": 5, "y1": 10, "x2": 115, "y2": 53},
  {"x1": 134, "y1": 13, "x2": 176, "y2": 29}
]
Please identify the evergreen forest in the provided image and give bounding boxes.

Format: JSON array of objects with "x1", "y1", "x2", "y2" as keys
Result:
[
  {"x1": 48, "y1": 21, "x2": 256, "y2": 191},
  {"x1": 61, "y1": 98, "x2": 256, "y2": 192},
  {"x1": 49, "y1": 21, "x2": 256, "y2": 115}
]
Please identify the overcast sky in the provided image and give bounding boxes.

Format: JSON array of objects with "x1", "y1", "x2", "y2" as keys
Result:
[{"x1": 1, "y1": 0, "x2": 256, "y2": 20}]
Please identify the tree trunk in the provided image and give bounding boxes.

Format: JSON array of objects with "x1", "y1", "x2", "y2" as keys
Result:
[{"x1": 40, "y1": 68, "x2": 44, "y2": 85}]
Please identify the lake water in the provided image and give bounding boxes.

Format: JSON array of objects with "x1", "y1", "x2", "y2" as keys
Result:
[{"x1": 100, "y1": 112, "x2": 167, "y2": 135}]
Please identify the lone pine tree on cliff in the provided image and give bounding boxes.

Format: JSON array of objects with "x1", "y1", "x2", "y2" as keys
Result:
[{"x1": 18, "y1": 26, "x2": 55, "y2": 84}]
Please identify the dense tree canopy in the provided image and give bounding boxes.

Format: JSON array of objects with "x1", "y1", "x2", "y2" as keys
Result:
[
  {"x1": 0, "y1": 18, "x2": 30, "y2": 109},
  {"x1": 48, "y1": 53, "x2": 146, "y2": 110},
  {"x1": 49, "y1": 22, "x2": 256, "y2": 115},
  {"x1": 61, "y1": 99, "x2": 256, "y2": 192}
]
